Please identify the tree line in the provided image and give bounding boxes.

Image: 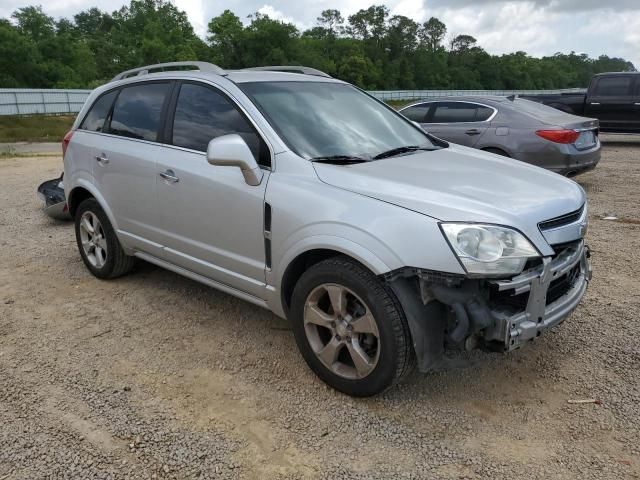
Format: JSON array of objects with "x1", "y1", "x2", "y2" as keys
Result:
[{"x1": 0, "y1": 0, "x2": 635, "y2": 90}]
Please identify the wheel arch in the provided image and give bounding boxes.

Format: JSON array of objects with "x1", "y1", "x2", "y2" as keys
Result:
[
  {"x1": 277, "y1": 240, "x2": 392, "y2": 317},
  {"x1": 67, "y1": 181, "x2": 119, "y2": 232},
  {"x1": 480, "y1": 146, "x2": 512, "y2": 158}
]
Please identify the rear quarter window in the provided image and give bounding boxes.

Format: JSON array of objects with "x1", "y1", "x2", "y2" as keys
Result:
[{"x1": 80, "y1": 90, "x2": 118, "y2": 132}]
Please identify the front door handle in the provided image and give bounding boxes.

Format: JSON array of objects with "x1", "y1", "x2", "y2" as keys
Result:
[
  {"x1": 95, "y1": 154, "x2": 109, "y2": 164},
  {"x1": 590, "y1": 102, "x2": 601, "y2": 106},
  {"x1": 159, "y1": 169, "x2": 179, "y2": 183},
  {"x1": 634, "y1": 102, "x2": 640, "y2": 106},
  {"x1": 465, "y1": 129, "x2": 481, "y2": 135}
]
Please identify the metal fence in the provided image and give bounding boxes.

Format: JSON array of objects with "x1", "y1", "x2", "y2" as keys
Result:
[
  {"x1": 368, "y1": 88, "x2": 585, "y2": 101},
  {"x1": 0, "y1": 89, "x2": 92, "y2": 115},
  {"x1": 0, "y1": 87, "x2": 586, "y2": 116}
]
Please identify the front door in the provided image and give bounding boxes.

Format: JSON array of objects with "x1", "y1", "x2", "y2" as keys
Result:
[{"x1": 155, "y1": 81, "x2": 271, "y2": 298}]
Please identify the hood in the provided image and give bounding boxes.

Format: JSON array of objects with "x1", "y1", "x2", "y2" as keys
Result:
[{"x1": 313, "y1": 145, "x2": 585, "y2": 251}]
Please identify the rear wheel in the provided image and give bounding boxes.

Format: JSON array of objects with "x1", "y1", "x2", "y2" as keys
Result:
[
  {"x1": 290, "y1": 256, "x2": 414, "y2": 396},
  {"x1": 75, "y1": 198, "x2": 135, "y2": 279}
]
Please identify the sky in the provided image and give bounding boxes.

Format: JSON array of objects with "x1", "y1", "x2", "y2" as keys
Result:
[{"x1": 1, "y1": 0, "x2": 638, "y2": 68}]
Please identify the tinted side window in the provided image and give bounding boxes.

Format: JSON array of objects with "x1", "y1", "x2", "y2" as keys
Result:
[
  {"x1": 402, "y1": 104, "x2": 430, "y2": 122},
  {"x1": 634, "y1": 79, "x2": 640, "y2": 97},
  {"x1": 108, "y1": 83, "x2": 169, "y2": 141},
  {"x1": 594, "y1": 76, "x2": 633, "y2": 97},
  {"x1": 431, "y1": 102, "x2": 478, "y2": 123},
  {"x1": 475, "y1": 105, "x2": 494, "y2": 121},
  {"x1": 171, "y1": 83, "x2": 269, "y2": 167},
  {"x1": 80, "y1": 90, "x2": 117, "y2": 132}
]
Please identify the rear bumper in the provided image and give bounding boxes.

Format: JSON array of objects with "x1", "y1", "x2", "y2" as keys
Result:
[
  {"x1": 516, "y1": 140, "x2": 601, "y2": 176},
  {"x1": 37, "y1": 177, "x2": 71, "y2": 220},
  {"x1": 484, "y1": 241, "x2": 591, "y2": 350}
]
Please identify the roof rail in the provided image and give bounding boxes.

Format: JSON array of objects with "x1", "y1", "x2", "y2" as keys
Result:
[
  {"x1": 112, "y1": 61, "x2": 225, "y2": 81},
  {"x1": 242, "y1": 66, "x2": 331, "y2": 78}
]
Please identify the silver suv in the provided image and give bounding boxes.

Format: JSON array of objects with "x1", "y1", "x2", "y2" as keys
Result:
[{"x1": 64, "y1": 62, "x2": 592, "y2": 396}]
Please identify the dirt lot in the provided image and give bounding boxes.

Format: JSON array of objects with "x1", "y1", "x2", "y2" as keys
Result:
[{"x1": 1, "y1": 137, "x2": 639, "y2": 479}]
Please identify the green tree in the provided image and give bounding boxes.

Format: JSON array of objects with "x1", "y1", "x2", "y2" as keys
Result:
[
  {"x1": 419, "y1": 17, "x2": 446, "y2": 53},
  {"x1": 12, "y1": 6, "x2": 54, "y2": 41},
  {"x1": 207, "y1": 10, "x2": 244, "y2": 68},
  {"x1": 0, "y1": 1, "x2": 636, "y2": 89}
]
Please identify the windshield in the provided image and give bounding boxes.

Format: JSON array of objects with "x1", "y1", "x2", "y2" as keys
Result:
[{"x1": 238, "y1": 81, "x2": 437, "y2": 160}]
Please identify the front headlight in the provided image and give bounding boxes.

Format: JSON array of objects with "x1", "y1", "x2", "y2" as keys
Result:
[{"x1": 440, "y1": 223, "x2": 539, "y2": 276}]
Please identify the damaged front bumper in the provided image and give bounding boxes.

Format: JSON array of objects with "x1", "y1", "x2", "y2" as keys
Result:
[
  {"x1": 483, "y1": 240, "x2": 591, "y2": 351},
  {"x1": 387, "y1": 240, "x2": 591, "y2": 371}
]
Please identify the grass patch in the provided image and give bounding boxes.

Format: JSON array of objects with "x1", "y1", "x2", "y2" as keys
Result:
[{"x1": 0, "y1": 114, "x2": 75, "y2": 143}]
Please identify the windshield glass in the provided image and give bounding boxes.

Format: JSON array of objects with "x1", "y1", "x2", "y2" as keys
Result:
[{"x1": 238, "y1": 81, "x2": 437, "y2": 160}]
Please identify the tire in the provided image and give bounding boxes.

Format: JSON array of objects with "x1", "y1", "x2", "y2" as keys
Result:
[
  {"x1": 74, "y1": 198, "x2": 135, "y2": 279},
  {"x1": 289, "y1": 256, "x2": 414, "y2": 397},
  {"x1": 483, "y1": 147, "x2": 510, "y2": 158}
]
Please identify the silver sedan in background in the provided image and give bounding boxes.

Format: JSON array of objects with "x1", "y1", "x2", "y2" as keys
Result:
[{"x1": 399, "y1": 96, "x2": 601, "y2": 176}]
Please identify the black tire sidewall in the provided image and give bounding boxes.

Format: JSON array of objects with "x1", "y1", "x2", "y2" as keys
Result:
[
  {"x1": 290, "y1": 259, "x2": 405, "y2": 397},
  {"x1": 74, "y1": 198, "x2": 119, "y2": 279}
]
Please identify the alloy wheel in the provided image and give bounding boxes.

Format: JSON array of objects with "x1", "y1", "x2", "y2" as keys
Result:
[
  {"x1": 79, "y1": 211, "x2": 108, "y2": 268},
  {"x1": 303, "y1": 283, "x2": 380, "y2": 379}
]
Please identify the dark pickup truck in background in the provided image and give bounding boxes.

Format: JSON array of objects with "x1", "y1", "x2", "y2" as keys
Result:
[{"x1": 522, "y1": 72, "x2": 640, "y2": 133}]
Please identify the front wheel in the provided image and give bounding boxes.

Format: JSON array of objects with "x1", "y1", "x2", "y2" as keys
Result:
[{"x1": 290, "y1": 256, "x2": 414, "y2": 396}]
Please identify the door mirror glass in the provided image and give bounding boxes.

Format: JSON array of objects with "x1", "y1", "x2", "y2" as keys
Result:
[{"x1": 206, "y1": 134, "x2": 263, "y2": 186}]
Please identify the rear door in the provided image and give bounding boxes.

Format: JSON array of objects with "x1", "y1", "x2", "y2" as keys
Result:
[
  {"x1": 584, "y1": 75, "x2": 636, "y2": 131},
  {"x1": 422, "y1": 101, "x2": 494, "y2": 146},
  {"x1": 94, "y1": 81, "x2": 172, "y2": 255},
  {"x1": 155, "y1": 81, "x2": 271, "y2": 298}
]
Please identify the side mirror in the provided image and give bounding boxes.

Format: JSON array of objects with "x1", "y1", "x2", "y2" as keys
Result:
[{"x1": 206, "y1": 134, "x2": 263, "y2": 186}]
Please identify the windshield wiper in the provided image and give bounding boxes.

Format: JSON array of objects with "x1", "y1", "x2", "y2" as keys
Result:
[
  {"x1": 373, "y1": 145, "x2": 437, "y2": 160},
  {"x1": 310, "y1": 155, "x2": 369, "y2": 164}
]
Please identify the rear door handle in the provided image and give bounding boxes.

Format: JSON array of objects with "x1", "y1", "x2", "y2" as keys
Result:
[
  {"x1": 590, "y1": 102, "x2": 601, "y2": 106},
  {"x1": 159, "y1": 169, "x2": 179, "y2": 183},
  {"x1": 634, "y1": 103, "x2": 640, "y2": 106},
  {"x1": 465, "y1": 129, "x2": 481, "y2": 135},
  {"x1": 95, "y1": 154, "x2": 109, "y2": 164}
]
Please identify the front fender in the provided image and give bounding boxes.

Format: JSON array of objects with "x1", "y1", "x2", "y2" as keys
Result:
[{"x1": 266, "y1": 231, "x2": 399, "y2": 318}]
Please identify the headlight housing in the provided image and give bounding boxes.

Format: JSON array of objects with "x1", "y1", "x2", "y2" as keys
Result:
[{"x1": 440, "y1": 223, "x2": 539, "y2": 277}]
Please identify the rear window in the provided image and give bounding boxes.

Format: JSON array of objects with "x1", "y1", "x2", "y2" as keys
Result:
[
  {"x1": 594, "y1": 76, "x2": 633, "y2": 97},
  {"x1": 402, "y1": 103, "x2": 430, "y2": 122},
  {"x1": 80, "y1": 90, "x2": 117, "y2": 132},
  {"x1": 107, "y1": 83, "x2": 170, "y2": 141},
  {"x1": 512, "y1": 98, "x2": 564, "y2": 117}
]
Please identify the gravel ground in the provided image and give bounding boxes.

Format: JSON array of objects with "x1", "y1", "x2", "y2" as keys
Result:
[{"x1": 1, "y1": 136, "x2": 639, "y2": 479}]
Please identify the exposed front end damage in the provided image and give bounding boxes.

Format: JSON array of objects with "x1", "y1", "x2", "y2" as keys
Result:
[{"x1": 386, "y1": 240, "x2": 592, "y2": 372}]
